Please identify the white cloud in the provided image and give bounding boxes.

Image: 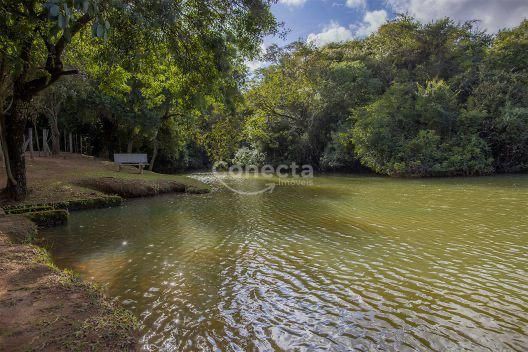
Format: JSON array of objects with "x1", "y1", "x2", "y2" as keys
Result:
[
  {"x1": 345, "y1": 0, "x2": 366, "y2": 9},
  {"x1": 246, "y1": 60, "x2": 267, "y2": 72},
  {"x1": 245, "y1": 43, "x2": 269, "y2": 72},
  {"x1": 307, "y1": 21, "x2": 354, "y2": 47},
  {"x1": 386, "y1": 0, "x2": 528, "y2": 32},
  {"x1": 307, "y1": 10, "x2": 388, "y2": 47},
  {"x1": 279, "y1": 0, "x2": 307, "y2": 7},
  {"x1": 354, "y1": 10, "x2": 388, "y2": 37}
]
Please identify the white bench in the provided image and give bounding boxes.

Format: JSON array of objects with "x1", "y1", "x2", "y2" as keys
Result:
[{"x1": 114, "y1": 154, "x2": 149, "y2": 174}]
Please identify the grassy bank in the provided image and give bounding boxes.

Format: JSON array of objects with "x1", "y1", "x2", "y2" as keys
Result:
[
  {"x1": 0, "y1": 154, "x2": 209, "y2": 208},
  {"x1": 0, "y1": 215, "x2": 138, "y2": 351}
]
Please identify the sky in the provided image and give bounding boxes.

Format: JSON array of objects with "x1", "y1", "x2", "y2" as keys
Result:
[{"x1": 248, "y1": 0, "x2": 528, "y2": 69}]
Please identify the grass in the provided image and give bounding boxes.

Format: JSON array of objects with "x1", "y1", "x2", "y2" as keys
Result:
[
  {"x1": 0, "y1": 154, "x2": 210, "y2": 207},
  {"x1": 32, "y1": 241, "x2": 140, "y2": 351},
  {"x1": 89, "y1": 168, "x2": 205, "y2": 184}
]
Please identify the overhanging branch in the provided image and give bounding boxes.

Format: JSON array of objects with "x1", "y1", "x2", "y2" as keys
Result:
[{"x1": 24, "y1": 13, "x2": 92, "y2": 96}]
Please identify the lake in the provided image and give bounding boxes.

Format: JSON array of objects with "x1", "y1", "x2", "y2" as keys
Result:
[{"x1": 42, "y1": 174, "x2": 528, "y2": 351}]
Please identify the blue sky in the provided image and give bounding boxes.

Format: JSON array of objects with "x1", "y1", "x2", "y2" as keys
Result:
[
  {"x1": 246, "y1": 0, "x2": 527, "y2": 70},
  {"x1": 269, "y1": 0, "x2": 392, "y2": 46},
  {"x1": 262, "y1": 0, "x2": 528, "y2": 47}
]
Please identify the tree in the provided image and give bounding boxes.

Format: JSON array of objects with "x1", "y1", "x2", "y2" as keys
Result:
[
  {"x1": 1, "y1": 0, "x2": 107, "y2": 199},
  {"x1": 245, "y1": 42, "x2": 381, "y2": 167},
  {"x1": 243, "y1": 16, "x2": 525, "y2": 177},
  {"x1": 34, "y1": 77, "x2": 80, "y2": 155},
  {"x1": 470, "y1": 21, "x2": 528, "y2": 172},
  {"x1": 0, "y1": 58, "x2": 16, "y2": 185},
  {"x1": 0, "y1": 0, "x2": 278, "y2": 199},
  {"x1": 351, "y1": 80, "x2": 493, "y2": 176}
]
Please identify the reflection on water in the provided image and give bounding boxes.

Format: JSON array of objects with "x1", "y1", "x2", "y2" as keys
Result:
[{"x1": 42, "y1": 174, "x2": 528, "y2": 351}]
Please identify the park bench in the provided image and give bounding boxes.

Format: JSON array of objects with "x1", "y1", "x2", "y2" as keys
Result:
[{"x1": 114, "y1": 154, "x2": 149, "y2": 174}]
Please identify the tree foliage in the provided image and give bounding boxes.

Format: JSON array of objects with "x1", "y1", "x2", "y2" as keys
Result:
[
  {"x1": 0, "y1": 0, "x2": 279, "y2": 198},
  {"x1": 1, "y1": 6, "x2": 526, "y2": 191},
  {"x1": 243, "y1": 18, "x2": 528, "y2": 176}
]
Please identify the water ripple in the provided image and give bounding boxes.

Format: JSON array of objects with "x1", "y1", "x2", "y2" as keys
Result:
[{"x1": 43, "y1": 174, "x2": 528, "y2": 351}]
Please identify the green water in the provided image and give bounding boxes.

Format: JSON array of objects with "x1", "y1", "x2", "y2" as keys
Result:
[{"x1": 42, "y1": 174, "x2": 528, "y2": 351}]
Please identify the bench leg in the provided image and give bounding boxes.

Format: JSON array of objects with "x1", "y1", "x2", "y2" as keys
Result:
[
  {"x1": 139, "y1": 164, "x2": 143, "y2": 174},
  {"x1": 118, "y1": 164, "x2": 122, "y2": 172}
]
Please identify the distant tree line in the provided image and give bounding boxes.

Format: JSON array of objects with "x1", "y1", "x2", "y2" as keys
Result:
[{"x1": 244, "y1": 17, "x2": 528, "y2": 177}]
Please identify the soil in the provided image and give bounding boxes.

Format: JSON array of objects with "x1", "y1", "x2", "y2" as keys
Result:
[{"x1": 0, "y1": 216, "x2": 138, "y2": 351}]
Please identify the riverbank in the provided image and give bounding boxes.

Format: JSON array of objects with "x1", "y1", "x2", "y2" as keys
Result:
[
  {"x1": 0, "y1": 154, "x2": 210, "y2": 208},
  {"x1": 0, "y1": 215, "x2": 138, "y2": 351},
  {"x1": 0, "y1": 154, "x2": 210, "y2": 351}
]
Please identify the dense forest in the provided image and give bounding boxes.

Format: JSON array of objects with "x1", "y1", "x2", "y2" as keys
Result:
[
  {"x1": 1, "y1": 1, "x2": 527, "y2": 200},
  {"x1": 246, "y1": 18, "x2": 528, "y2": 177}
]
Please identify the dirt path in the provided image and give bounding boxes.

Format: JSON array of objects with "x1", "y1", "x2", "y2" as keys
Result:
[{"x1": 0, "y1": 216, "x2": 138, "y2": 351}]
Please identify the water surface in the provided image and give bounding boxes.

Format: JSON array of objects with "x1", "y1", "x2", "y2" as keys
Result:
[{"x1": 43, "y1": 174, "x2": 528, "y2": 351}]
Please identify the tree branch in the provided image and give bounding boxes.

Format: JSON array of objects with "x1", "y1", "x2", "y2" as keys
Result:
[
  {"x1": 3, "y1": 96, "x2": 13, "y2": 115},
  {"x1": 54, "y1": 14, "x2": 92, "y2": 62},
  {"x1": 24, "y1": 14, "x2": 92, "y2": 96}
]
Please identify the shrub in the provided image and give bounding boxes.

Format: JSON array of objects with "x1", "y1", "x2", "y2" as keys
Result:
[{"x1": 232, "y1": 147, "x2": 266, "y2": 168}]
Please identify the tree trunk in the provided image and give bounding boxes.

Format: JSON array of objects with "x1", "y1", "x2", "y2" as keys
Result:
[
  {"x1": 4, "y1": 99, "x2": 28, "y2": 200},
  {"x1": 149, "y1": 109, "x2": 170, "y2": 172},
  {"x1": 0, "y1": 114, "x2": 16, "y2": 189},
  {"x1": 50, "y1": 115, "x2": 60, "y2": 156},
  {"x1": 149, "y1": 138, "x2": 159, "y2": 171},
  {"x1": 34, "y1": 125, "x2": 40, "y2": 153},
  {"x1": 28, "y1": 128, "x2": 34, "y2": 160},
  {"x1": 42, "y1": 129, "x2": 51, "y2": 156},
  {"x1": 127, "y1": 139, "x2": 134, "y2": 153}
]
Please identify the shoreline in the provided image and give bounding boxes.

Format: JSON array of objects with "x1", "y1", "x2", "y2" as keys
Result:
[
  {"x1": 0, "y1": 155, "x2": 210, "y2": 351},
  {"x1": 0, "y1": 215, "x2": 138, "y2": 351}
]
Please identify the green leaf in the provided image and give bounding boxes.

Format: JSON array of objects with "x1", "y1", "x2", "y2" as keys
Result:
[
  {"x1": 50, "y1": 26, "x2": 61, "y2": 37},
  {"x1": 83, "y1": 0, "x2": 89, "y2": 12},
  {"x1": 105, "y1": 20, "x2": 110, "y2": 30}
]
